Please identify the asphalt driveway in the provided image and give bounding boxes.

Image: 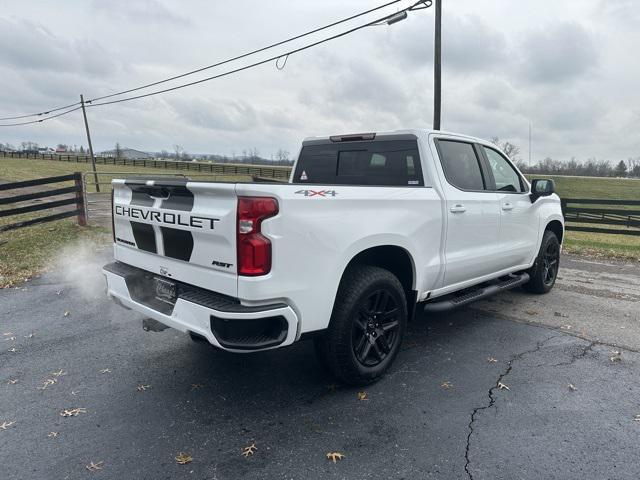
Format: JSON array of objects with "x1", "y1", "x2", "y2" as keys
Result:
[{"x1": 1, "y1": 251, "x2": 639, "y2": 479}]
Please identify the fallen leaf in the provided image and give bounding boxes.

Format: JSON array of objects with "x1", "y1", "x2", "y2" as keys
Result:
[
  {"x1": 175, "y1": 453, "x2": 193, "y2": 465},
  {"x1": 99, "y1": 369, "x2": 111, "y2": 374},
  {"x1": 487, "y1": 357, "x2": 498, "y2": 363},
  {"x1": 60, "y1": 407, "x2": 87, "y2": 417},
  {"x1": 38, "y1": 378, "x2": 58, "y2": 390},
  {"x1": 86, "y1": 461, "x2": 104, "y2": 472},
  {"x1": 63, "y1": 311, "x2": 70, "y2": 317},
  {"x1": 242, "y1": 443, "x2": 257, "y2": 457},
  {"x1": 48, "y1": 431, "x2": 59, "y2": 438},
  {"x1": 568, "y1": 384, "x2": 577, "y2": 391},
  {"x1": 634, "y1": 415, "x2": 640, "y2": 423},
  {"x1": 52, "y1": 369, "x2": 67, "y2": 377},
  {"x1": 554, "y1": 312, "x2": 569, "y2": 318},
  {"x1": 137, "y1": 384, "x2": 151, "y2": 391},
  {"x1": 610, "y1": 351, "x2": 622, "y2": 363},
  {"x1": 8, "y1": 348, "x2": 17, "y2": 353},
  {"x1": 524, "y1": 310, "x2": 538, "y2": 316},
  {"x1": 191, "y1": 383, "x2": 204, "y2": 390},
  {"x1": 4, "y1": 336, "x2": 16, "y2": 341},
  {"x1": 24, "y1": 333, "x2": 34, "y2": 339},
  {"x1": 7, "y1": 379, "x2": 18, "y2": 385},
  {"x1": 71, "y1": 390, "x2": 79, "y2": 396},
  {"x1": 56, "y1": 290, "x2": 62, "y2": 295},
  {"x1": 561, "y1": 325, "x2": 572, "y2": 330},
  {"x1": 357, "y1": 391, "x2": 368, "y2": 401},
  {"x1": 326, "y1": 452, "x2": 345, "y2": 463},
  {"x1": 441, "y1": 381, "x2": 453, "y2": 389},
  {"x1": 0, "y1": 421, "x2": 16, "y2": 430},
  {"x1": 497, "y1": 382, "x2": 510, "y2": 390}
]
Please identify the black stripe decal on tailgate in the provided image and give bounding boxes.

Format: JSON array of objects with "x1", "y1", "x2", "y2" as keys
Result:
[
  {"x1": 160, "y1": 185, "x2": 194, "y2": 211},
  {"x1": 160, "y1": 227, "x2": 194, "y2": 261},
  {"x1": 130, "y1": 222, "x2": 157, "y2": 253}
]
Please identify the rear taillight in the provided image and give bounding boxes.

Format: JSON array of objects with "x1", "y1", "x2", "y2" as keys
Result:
[
  {"x1": 110, "y1": 189, "x2": 115, "y2": 242},
  {"x1": 237, "y1": 196, "x2": 279, "y2": 276}
]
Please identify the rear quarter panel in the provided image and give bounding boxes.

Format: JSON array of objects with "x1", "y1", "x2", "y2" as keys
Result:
[{"x1": 235, "y1": 183, "x2": 443, "y2": 334}]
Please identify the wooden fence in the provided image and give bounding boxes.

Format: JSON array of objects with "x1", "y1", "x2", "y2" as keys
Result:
[
  {"x1": 561, "y1": 198, "x2": 640, "y2": 236},
  {"x1": 0, "y1": 151, "x2": 292, "y2": 180},
  {"x1": 0, "y1": 173, "x2": 86, "y2": 233}
]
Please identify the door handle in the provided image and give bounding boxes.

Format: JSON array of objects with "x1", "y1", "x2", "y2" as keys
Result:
[
  {"x1": 450, "y1": 204, "x2": 466, "y2": 213},
  {"x1": 502, "y1": 203, "x2": 514, "y2": 211}
]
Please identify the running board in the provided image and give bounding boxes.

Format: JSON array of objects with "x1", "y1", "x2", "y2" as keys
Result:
[{"x1": 423, "y1": 273, "x2": 530, "y2": 314}]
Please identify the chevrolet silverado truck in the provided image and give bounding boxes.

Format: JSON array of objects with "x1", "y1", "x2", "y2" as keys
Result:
[{"x1": 103, "y1": 129, "x2": 563, "y2": 385}]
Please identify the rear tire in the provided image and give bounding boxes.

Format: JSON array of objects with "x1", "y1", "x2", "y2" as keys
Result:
[
  {"x1": 315, "y1": 265, "x2": 407, "y2": 386},
  {"x1": 523, "y1": 230, "x2": 560, "y2": 294}
]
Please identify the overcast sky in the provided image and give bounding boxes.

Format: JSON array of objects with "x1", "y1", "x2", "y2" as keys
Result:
[{"x1": 0, "y1": 0, "x2": 638, "y2": 162}]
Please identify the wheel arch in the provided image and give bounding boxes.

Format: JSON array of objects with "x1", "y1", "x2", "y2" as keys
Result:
[
  {"x1": 337, "y1": 245, "x2": 418, "y2": 320},
  {"x1": 545, "y1": 219, "x2": 564, "y2": 244}
]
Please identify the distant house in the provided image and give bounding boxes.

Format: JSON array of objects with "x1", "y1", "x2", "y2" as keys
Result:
[
  {"x1": 99, "y1": 148, "x2": 154, "y2": 160},
  {"x1": 54, "y1": 147, "x2": 67, "y2": 153}
]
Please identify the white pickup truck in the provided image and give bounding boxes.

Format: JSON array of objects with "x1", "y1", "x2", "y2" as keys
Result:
[{"x1": 103, "y1": 129, "x2": 563, "y2": 385}]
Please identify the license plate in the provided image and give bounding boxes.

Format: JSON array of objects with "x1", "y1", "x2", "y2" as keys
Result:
[{"x1": 154, "y1": 277, "x2": 177, "y2": 305}]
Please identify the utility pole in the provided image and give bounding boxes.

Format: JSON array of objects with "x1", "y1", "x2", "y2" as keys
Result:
[
  {"x1": 433, "y1": 0, "x2": 442, "y2": 130},
  {"x1": 80, "y1": 94, "x2": 100, "y2": 193}
]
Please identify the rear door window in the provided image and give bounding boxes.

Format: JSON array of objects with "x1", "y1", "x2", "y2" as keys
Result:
[
  {"x1": 436, "y1": 140, "x2": 485, "y2": 191},
  {"x1": 293, "y1": 139, "x2": 423, "y2": 186}
]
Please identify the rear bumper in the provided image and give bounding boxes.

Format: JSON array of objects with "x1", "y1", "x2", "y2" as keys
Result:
[{"x1": 102, "y1": 262, "x2": 299, "y2": 352}]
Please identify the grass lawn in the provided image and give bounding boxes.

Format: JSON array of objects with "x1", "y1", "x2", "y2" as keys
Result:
[
  {"x1": 0, "y1": 157, "x2": 251, "y2": 192},
  {"x1": 0, "y1": 219, "x2": 110, "y2": 288},
  {"x1": 524, "y1": 175, "x2": 640, "y2": 259},
  {"x1": 0, "y1": 157, "x2": 249, "y2": 287},
  {"x1": 528, "y1": 174, "x2": 640, "y2": 200}
]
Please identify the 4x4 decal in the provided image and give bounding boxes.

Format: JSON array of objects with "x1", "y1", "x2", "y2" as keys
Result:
[{"x1": 295, "y1": 190, "x2": 338, "y2": 197}]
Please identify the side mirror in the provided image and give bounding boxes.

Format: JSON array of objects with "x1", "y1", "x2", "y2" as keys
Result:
[{"x1": 530, "y1": 179, "x2": 556, "y2": 203}]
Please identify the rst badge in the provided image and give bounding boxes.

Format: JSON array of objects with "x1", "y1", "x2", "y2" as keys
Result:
[{"x1": 295, "y1": 190, "x2": 338, "y2": 197}]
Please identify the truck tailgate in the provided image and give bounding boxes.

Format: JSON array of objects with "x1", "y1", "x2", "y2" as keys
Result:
[{"x1": 112, "y1": 178, "x2": 238, "y2": 297}]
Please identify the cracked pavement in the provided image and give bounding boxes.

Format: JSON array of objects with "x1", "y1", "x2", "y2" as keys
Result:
[{"x1": 1, "y1": 252, "x2": 639, "y2": 479}]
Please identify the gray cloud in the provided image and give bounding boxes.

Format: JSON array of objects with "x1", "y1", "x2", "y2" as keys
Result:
[
  {"x1": 0, "y1": 0, "x2": 638, "y2": 162},
  {"x1": 519, "y1": 22, "x2": 597, "y2": 84},
  {"x1": 169, "y1": 97, "x2": 258, "y2": 131},
  {"x1": 0, "y1": 18, "x2": 120, "y2": 77},
  {"x1": 91, "y1": 0, "x2": 191, "y2": 26}
]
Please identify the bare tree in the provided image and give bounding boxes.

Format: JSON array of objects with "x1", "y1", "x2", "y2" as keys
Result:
[
  {"x1": 275, "y1": 149, "x2": 290, "y2": 162},
  {"x1": 491, "y1": 137, "x2": 521, "y2": 160},
  {"x1": 173, "y1": 145, "x2": 184, "y2": 161}
]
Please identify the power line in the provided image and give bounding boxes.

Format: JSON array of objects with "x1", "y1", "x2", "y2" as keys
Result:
[
  {"x1": 0, "y1": 106, "x2": 82, "y2": 127},
  {"x1": 87, "y1": 0, "x2": 407, "y2": 104},
  {"x1": 87, "y1": 0, "x2": 431, "y2": 108},
  {"x1": 0, "y1": 0, "x2": 431, "y2": 126},
  {"x1": 0, "y1": 0, "x2": 405, "y2": 121},
  {"x1": 0, "y1": 101, "x2": 81, "y2": 122}
]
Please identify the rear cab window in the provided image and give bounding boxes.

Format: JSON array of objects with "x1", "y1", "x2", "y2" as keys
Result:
[
  {"x1": 293, "y1": 137, "x2": 424, "y2": 186},
  {"x1": 435, "y1": 139, "x2": 486, "y2": 191}
]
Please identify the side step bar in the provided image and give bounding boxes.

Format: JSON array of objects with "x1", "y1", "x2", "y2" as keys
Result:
[{"x1": 423, "y1": 273, "x2": 530, "y2": 314}]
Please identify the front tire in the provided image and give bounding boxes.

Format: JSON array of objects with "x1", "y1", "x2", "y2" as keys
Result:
[
  {"x1": 315, "y1": 266, "x2": 407, "y2": 386},
  {"x1": 523, "y1": 230, "x2": 560, "y2": 294}
]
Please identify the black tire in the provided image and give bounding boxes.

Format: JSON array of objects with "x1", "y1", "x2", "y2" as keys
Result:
[
  {"x1": 523, "y1": 230, "x2": 560, "y2": 294},
  {"x1": 314, "y1": 265, "x2": 407, "y2": 386}
]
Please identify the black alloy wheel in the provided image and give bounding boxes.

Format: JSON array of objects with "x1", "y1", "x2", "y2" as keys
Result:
[
  {"x1": 542, "y1": 241, "x2": 560, "y2": 286},
  {"x1": 352, "y1": 289, "x2": 401, "y2": 367}
]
